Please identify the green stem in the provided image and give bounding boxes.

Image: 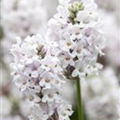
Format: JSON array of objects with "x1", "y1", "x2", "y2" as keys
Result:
[{"x1": 76, "y1": 77, "x2": 84, "y2": 120}]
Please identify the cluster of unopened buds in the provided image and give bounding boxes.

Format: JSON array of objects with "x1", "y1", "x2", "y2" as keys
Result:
[{"x1": 11, "y1": 0, "x2": 105, "y2": 120}]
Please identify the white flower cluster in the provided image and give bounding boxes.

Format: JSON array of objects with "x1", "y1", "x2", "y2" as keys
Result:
[
  {"x1": 11, "y1": 35, "x2": 73, "y2": 120},
  {"x1": 1, "y1": 0, "x2": 47, "y2": 40},
  {"x1": 47, "y1": 0, "x2": 105, "y2": 80},
  {"x1": 10, "y1": 0, "x2": 105, "y2": 120}
]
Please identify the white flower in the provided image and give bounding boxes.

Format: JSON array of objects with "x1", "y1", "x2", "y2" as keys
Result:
[
  {"x1": 14, "y1": 76, "x2": 29, "y2": 92},
  {"x1": 39, "y1": 71, "x2": 62, "y2": 89},
  {"x1": 42, "y1": 89, "x2": 59, "y2": 103},
  {"x1": 76, "y1": 3, "x2": 98, "y2": 25},
  {"x1": 0, "y1": 96, "x2": 12, "y2": 116},
  {"x1": 59, "y1": 52, "x2": 74, "y2": 68},
  {"x1": 39, "y1": 72, "x2": 55, "y2": 89},
  {"x1": 28, "y1": 103, "x2": 54, "y2": 120},
  {"x1": 57, "y1": 103, "x2": 73, "y2": 120},
  {"x1": 26, "y1": 93, "x2": 41, "y2": 107},
  {"x1": 40, "y1": 55, "x2": 62, "y2": 73}
]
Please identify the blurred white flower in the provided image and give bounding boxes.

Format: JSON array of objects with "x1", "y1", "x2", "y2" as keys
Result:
[
  {"x1": 1, "y1": 0, "x2": 47, "y2": 39},
  {"x1": 94, "y1": 0, "x2": 118, "y2": 11},
  {"x1": 41, "y1": 0, "x2": 58, "y2": 19},
  {"x1": 82, "y1": 68, "x2": 119, "y2": 120},
  {"x1": 0, "y1": 96, "x2": 12, "y2": 116},
  {"x1": 99, "y1": 11, "x2": 120, "y2": 67}
]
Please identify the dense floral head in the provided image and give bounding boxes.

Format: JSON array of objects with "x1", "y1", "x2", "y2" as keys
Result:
[
  {"x1": 47, "y1": 0, "x2": 105, "y2": 80},
  {"x1": 10, "y1": 35, "x2": 73, "y2": 120}
]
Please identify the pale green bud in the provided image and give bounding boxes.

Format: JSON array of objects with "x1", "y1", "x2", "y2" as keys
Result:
[
  {"x1": 68, "y1": 1, "x2": 84, "y2": 24},
  {"x1": 69, "y1": 12, "x2": 75, "y2": 18}
]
